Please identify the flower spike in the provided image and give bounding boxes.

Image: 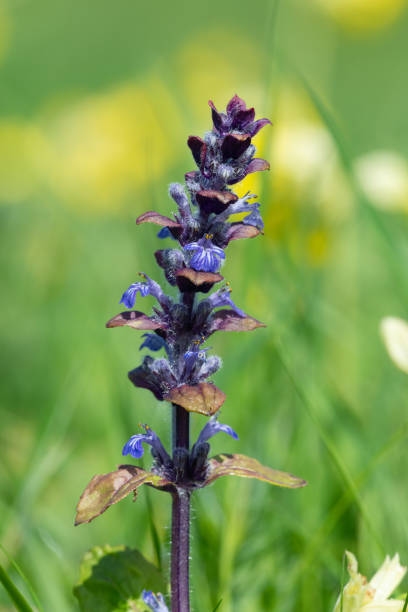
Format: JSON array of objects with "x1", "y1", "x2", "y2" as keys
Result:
[{"x1": 75, "y1": 95, "x2": 308, "y2": 612}]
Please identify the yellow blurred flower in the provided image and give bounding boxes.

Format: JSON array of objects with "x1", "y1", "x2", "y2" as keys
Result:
[
  {"x1": 333, "y1": 551, "x2": 406, "y2": 611},
  {"x1": 176, "y1": 28, "x2": 264, "y2": 127},
  {"x1": 380, "y1": 317, "x2": 408, "y2": 374},
  {"x1": 354, "y1": 151, "x2": 408, "y2": 212},
  {"x1": 315, "y1": 0, "x2": 407, "y2": 32},
  {"x1": 0, "y1": 120, "x2": 50, "y2": 203},
  {"x1": 41, "y1": 78, "x2": 183, "y2": 213},
  {"x1": 267, "y1": 84, "x2": 354, "y2": 223}
]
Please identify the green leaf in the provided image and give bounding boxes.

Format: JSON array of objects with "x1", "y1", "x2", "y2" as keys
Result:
[
  {"x1": 165, "y1": 382, "x2": 226, "y2": 416},
  {"x1": 74, "y1": 545, "x2": 167, "y2": 612},
  {"x1": 205, "y1": 454, "x2": 307, "y2": 488},
  {"x1": 0, "y1": 561, "x2": 35, "y2": 612},
  {"x1": 75, "y1": 465, "x2": 171, "y2": 525}
]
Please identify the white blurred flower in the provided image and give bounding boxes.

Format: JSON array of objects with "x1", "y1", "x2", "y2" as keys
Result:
[
  {"x1": 333, "y1": 551, "x2": 406, "y2": 612},
  {"x1": 271, "y1": 119, "x2": 353, "y2": 219},
  {"x1": 380, "y1": 317, "x2": 408, "y2": 374},
  {"x1": 354, "y1": 151, "x2": 408, "y2": 212},
  {"x1": 274, "y1": 122, "x2": 335, "y2": 184}
]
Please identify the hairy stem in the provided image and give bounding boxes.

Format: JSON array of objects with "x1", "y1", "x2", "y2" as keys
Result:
[
  {"x1": 171, "y1": 291, "x2": 194, "y2": 612},
  {"x1": 171, "y1": 485, "x2": 191, "y2": 612},
  {"x1": 171, "y1": 406, "x2": 191, "y2": 612}
]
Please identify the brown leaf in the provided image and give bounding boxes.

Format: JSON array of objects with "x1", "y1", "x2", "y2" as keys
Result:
[
  {"x1": 75, "y1": 465, "x2": 170, "y2": 525},
  {"x1": 227, "y1": 223, "x2": 260, "y2": 242},
  {"x1": 208, "y1": 310, "x2": 266, "y2": 334},
  {"x1": 106, "y1": 311, "x2": 166, "y2": 331},
  {"x1": 246, "y1": 158, "x2": 270, "y2": 174},
  {"x1": 175, "y1": 268, "x2": 223, "y2": 293},
  {"x1": 187, "y1": 136, "x2": 207, "y2": 168},
  {"x1": 136, "y1": 211, "x2": 182, "y2": 228},
  {"x1": 196, "y1": 190, "x2": 238, "y2": 215},
  {"x1": 205, "y1": 454, "x2": 307, "y2": 488},
  {"x1": 221, "y1": 133, "x2": 251, "y2": 160},
  {"x1": 165, "y1": 383, "x2": 226, "y2": 416}
]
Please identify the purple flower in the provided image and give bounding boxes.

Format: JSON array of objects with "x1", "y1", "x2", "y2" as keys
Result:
[
  {"x1": 213, "y1": 192, "x2": 257, "y2": 223},
  {"x1": 122, "y1": 424, "x2": 170, "y2": 465},
  {"x1": 242, "y1": 205, "x2": 264, "y2": 231},
  {"x1": 183, "y1": 341, "x2": 210, "y2": 379},
  {"x1": 196, "y1": 415, "x2": 239, "y2": 444},
  {"x1": 184, "y1": 234, "x2": 225, "y2": 273},
  {"x1": 157, "y1": 227, "x2": 175, "y2": 240},
  {"x1": 120, "y1": 281, "x2": 150, "y2": 309},
  {"x1": 207, "y1": 286, "x2": 246, "y2": 318},
  {"x1": 142, "y1": 590, "x2": 169, "y2": 612},
  {"x1": 139, "y1": 333, "x2": 168, "y2": 353},
  {"x1": 128, "y1": 356, "x2": 177, "y2": 401},
  {"x1": 120, "y1": 274, "x2": 172, "y2": 311},
  {"x1": 209, "y1": 95, "x2": 272, "y2": 137}
]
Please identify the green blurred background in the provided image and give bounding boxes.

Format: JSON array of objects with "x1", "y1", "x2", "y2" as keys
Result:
[{"x1": 1, "y1": 0, "x2": 408, "y2": 610}]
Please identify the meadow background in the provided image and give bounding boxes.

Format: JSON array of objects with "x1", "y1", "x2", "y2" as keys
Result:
[{"x1": 1, "y1": 0, "x2": 408, "y2": 610}]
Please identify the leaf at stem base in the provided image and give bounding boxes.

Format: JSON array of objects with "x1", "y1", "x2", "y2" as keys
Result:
[
  {"x1": 75, "y1": 465, "x2": 170, "y2": 525},
  {"x1": 74, "y1": 545, "x2": 167, "y2": 612}
]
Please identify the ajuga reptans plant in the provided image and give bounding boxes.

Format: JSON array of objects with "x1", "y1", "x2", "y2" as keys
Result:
[{"x1": 75, "y1": 95, "x2": 307, "y2": 612}]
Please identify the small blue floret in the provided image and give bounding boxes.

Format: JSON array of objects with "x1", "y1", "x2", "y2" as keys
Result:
[
  {"x1": 120, "y1": 282, "x2": 150, "y2": 309},
  {"x1": 142, "y1": 590, "x2": 169, "y2": 611},
  {"x1": 208, "y1": 286, "x2": 246, "y2": 318},
  {"x1": 184, "y1": 234, "x2": 225, "y2": 273},
  {"x1": 122, "y1": 425, "x2": 171, "y2": 465},
  {"x1": 139, "y1": 333, "x2": 168, "y2": 353},
  {"x1": 196, "y1": 416, "x2": 239, "y2": 445},
  {"x1": 157, "y1": 227, "x2": 175, "y2": 240}
]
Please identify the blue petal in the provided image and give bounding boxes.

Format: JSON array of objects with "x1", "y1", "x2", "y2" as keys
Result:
[
  {"x1": 208, "y1": 288, "x2": 246, "y2": 317},
  {"x1": 243, "y1": 209, "x2": 264, "y2": 231},
  {"x1": 122, "y1": 435, "x2": 145, "y2": 458},
  {"x1": 119, "y1": 282, "x2": 150, "y2": 308},
  {"x1": 139, "y1": 333, "x2": 167, "y2": 352},
  {"x1": 157, "y1": 227, "x2": 172, "y2": 239},
  {"x1": 225, "y1": 296, "x2": 246, "y2": 318},
  {"x1": 196, "y1": 416, "x2": 239, "y2": 445},
  {"x1": 184, "y1": 242, "x2": 200, "y2": 251},
  {"x1": 120, "y1": 286, "x2": 137, "y2": 309},
  {"x1": 142, "y1": 590, "x2": 169, "y2": 612},
  {"x1": 142, "y1": 591, "x2": 156, "y2": 606},
  {"x1": 216, "y1": 422, "x2": 239, "y2": 439}
]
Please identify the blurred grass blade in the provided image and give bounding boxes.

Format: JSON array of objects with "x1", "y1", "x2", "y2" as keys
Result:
[
  {"x1": 0, "y1": 561, "x2": 35, "y2": 612},
  {"x1": 212, "y1": 599, "x2": 223, "y2": 611},
  {"x1": 402, "y1": 592, "x2": 408, "y2": 612},
  {"x1": 274, "y1": 335, "x2": 385, "y2": 554},
  {"x1": 285, "y1": 57, "x2": 408, "y2": 300},
  {"x1": 0, "y1": 545, "x2": 42, "y2": 612}
]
